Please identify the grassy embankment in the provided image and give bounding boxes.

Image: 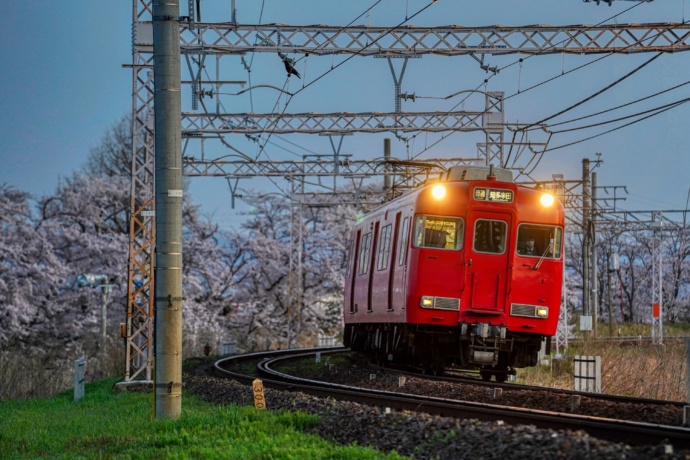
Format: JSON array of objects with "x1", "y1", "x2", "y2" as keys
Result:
[
  {"x1": 0, "y1": 378, "x2": 403, "y2": 459},
  {"x1": 517, "y1": 322, "x2": 690, "y2": 401}
]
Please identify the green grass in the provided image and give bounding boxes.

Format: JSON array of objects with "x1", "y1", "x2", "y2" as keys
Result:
[{"x1": 0, "y1": 378, "x2": 405, "y2": 459}]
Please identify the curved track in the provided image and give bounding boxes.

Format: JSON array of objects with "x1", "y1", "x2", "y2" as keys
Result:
[
  {"x1": 213, "y1": 348, "x2": 690, "y2": 450},
  {"x1": 376, "y1": 362, "x2": 688, "y2": 410}
]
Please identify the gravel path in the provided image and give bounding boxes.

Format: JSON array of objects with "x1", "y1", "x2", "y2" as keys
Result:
[{"x1": 184, "y1": 362, "x2": 690, "y2": 459}]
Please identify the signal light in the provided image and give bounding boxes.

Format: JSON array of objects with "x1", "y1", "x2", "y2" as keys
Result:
[
  {"x1": 432, "y1": 185, "x2": 446, "y2": 199},
  {"x1": 540, "y1": 193, "x2": 555, "y2": 207}
]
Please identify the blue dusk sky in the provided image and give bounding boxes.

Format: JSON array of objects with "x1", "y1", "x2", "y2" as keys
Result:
[{"x1": 1, "y1": 1, "x2": 690, "y2": 229}]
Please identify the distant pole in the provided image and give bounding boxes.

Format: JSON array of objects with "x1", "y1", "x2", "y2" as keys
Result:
[
  {"x1": 590, "y1": 172, "x2": 599, "y2": 337},
  {"x1": 383, "y1": 138, "x2": 391, "y2": 192},
  {"x1": 153, "y1": 0, "x2": 183, "y2": 419},
  {"x1": 686, "y1": 339, "x2": 689, "y2": 402},
  {"x1": 100, "y1": 282, "x2": 113, "y2": 361},
  {"x1": 652, "y1": 212, "x2": 663, "y2": 345},
  {"x1": 582, "y1": 159, "x2": 591, "y2": 318},
  {"x1": 607, "y1": 249, "x2": 614, "y2": 336}
]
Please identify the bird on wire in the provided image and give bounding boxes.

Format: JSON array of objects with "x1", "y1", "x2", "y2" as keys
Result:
[{"x1": 278, "y1": 52, "x2": 301, "y2": 79}]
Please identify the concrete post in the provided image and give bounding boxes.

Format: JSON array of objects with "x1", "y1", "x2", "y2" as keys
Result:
[{"x1": 153, "y1": 0, "x2": 183, "y2": 419}]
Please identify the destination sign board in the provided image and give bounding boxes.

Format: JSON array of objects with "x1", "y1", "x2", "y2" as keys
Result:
[{"x1": 474, "y1": 188, "x2": 514, "y2": 203}]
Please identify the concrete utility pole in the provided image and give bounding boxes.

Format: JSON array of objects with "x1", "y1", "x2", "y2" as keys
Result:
[
  {"x1": 582, "y1": 159, "x2": 591, "y2": 320},
  {"x1": 153, "y1": 0, "x2": 183, "y2": 419},
  {"x1": 589, "y1": 172, "x2": 599, "y2": 337},
  {"x1": 651, "y1": 212, "x2": 663, "y2": 346}
]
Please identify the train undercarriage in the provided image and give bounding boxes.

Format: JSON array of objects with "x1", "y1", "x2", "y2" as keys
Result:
[{"x1": 344, "y1": 322, "x2": 548, "y2": 382}]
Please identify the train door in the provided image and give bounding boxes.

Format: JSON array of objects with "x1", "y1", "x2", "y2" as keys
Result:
[
  {"x1": 349, "y1": 231, "x2": 360, "y2": 314},
  {"x1": 390, "y1": 214, "x2": 410, "y2": 311},
  {"x1": 386, "y1": 212, "x2": 401, "y2": 311},
  {"x1": 466, "y1": 212, "x2": 511, "y2": 312},
  {"x1": 367, "y1": 222, "x2": 380, "y2": 312}
]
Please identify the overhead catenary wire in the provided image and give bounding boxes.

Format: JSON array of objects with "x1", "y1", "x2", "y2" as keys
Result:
[
  {"x1": 228, "y1": 1, "x2": 389, "y2": 199},
  {"x1": 541, "y1": 79, "x2": 690, "y2": 130},
  {"x1": 408, "y1": 1, "x2": 652, "y2": 160},
  {"x1": 545, "y1": 100, "x2": 689, "y2": 152},
  {"x1": 519, "y1": 52, "x2": 663, "y2": 132},
  {"x1": 253, "y1": 0, "x2": 439, "y2": 189},
  {"x1": 551, "y1": 97, "x2": 690, "y2": 134},
  {"x1": 412, "y1": 7, "x2": 687, "y2": 164}
]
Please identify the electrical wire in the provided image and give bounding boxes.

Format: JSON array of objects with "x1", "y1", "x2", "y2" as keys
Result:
[
  {"x1": 545, "y1": 100, "x2": 689, "y2": 152},
  {"x1": 551, "y1": 97, "x2": 690, "y2": 134},
  {"x1": 408, "y1": 1, "x2": 653, "y2": 160},
  {"x1": 541, "y1": 79, "x2": 690, "y2": 130},
  {"x1": 520, "y1": 52, "x2": 663, "y2": 131},
  {"x1": 253, "y1": 0, "x2": 439, "y2": 195},
  {"x1": 232, "y1": 1, "x2": 391, "y2": 199}
]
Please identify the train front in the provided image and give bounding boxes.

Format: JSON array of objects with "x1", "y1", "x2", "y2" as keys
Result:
[{"x1": 408, "y1": 166, "x2": 564, "y2": 380}]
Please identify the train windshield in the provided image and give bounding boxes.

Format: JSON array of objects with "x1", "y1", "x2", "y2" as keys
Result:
[
  {"x1": 473, "y1": 219, "x2": 507, "y2": 254},
  {"x1": 516, "y1": 224, "x2": 562, "y2": 259},
  {"x1": 413, "y1": 215, "x2": 464, "y2": 250}
]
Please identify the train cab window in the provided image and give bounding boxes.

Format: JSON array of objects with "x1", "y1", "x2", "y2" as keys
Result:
[
  {"x1": 413, "y1": 215, "x2": 464, "y2": 250},
  {"x1": 376, "y1": 224, "x2": 392, "y2": 271},
  {"x1": 517, "y1": 224, "x2": 562, "y2": 258},
  {"x1": 345, "y1": 239, "x2": 354, "y2": 277},
  {"x1": 398, "y1": 216, "x2": 410, "y2": 265},
  {"x1": 358, "y1": 233, "x2": 372, "y2": 275},
  {"x1": 473, "y1": 219, "x2": 507, "y2": 254}
]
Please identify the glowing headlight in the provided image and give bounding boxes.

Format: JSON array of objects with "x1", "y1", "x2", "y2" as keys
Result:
[
  {"x1": 420, "y1": 296, "x2": 434, "y2": 308},
  {"x1": 540, "y1": 193, "x2": 555, "y2": 207},
  {"x1": 536, "y1": 307, "x2": 549, "y2": 318},
  {"x1": 432, "y1": 184, "x2": 446, "y2": 199}
]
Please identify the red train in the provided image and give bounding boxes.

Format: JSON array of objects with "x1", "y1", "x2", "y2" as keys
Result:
[{"x1": 343, "y1": 165, "x2": 564, "y2": 381}]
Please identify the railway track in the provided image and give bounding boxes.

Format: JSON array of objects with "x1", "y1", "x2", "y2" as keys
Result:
[
  {"x1": 375, "y1": 362, "x2": 688, "y2": 414},
  {"x1": 210, "y1": 348, "x2": 690, "y2": 451}
]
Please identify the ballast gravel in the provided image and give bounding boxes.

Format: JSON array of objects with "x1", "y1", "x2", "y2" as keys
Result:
[
  {"x1": 184, "y1": 366, "x2": 689, "y2": 459},
  {"x1": 292, "y1": 357, "x2": 684, "y2": 427}
]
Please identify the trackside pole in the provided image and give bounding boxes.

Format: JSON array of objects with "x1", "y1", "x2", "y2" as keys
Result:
[
  {"x1": 153, "y1": 0, "x2": 183, "y2": 419},
  {"x1": 683, "y1": 339, "x2": 690, "y2": 426}
]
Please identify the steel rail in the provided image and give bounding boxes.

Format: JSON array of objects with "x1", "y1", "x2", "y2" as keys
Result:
[
  {"x1": 380, "y1": 364, "x2": 687, "y2": 409},
  {"x1": 213, "y1": 349, "x2": 690, "y2": 450}
]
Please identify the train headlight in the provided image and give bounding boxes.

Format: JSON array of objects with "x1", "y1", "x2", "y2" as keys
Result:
[
  {"x1": 536, "y1": 307, "x2": 549, "y2": 318},
  {"x1": 432, "y1": 184, "x2": 446, "y2": 200},
  {"x1": 540, "y1": 193, "x2": 555, "y2": 207},
  {"x1": 420, "y1": 296, "x2": 434, "y2": 308}
]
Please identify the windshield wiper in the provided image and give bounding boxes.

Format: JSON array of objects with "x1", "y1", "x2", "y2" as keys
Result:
[{"x1": 532, "y1": 242, "x2": 553, "y2": 271}]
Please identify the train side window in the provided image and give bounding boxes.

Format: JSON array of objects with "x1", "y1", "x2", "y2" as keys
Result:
[
  {"x1": 345, "y1": 239, "x2": 354, "y2": 277},
  {"x1": 376, "y1": 224, "x2": 392, "y2": 271},
  {"x1": 398, "y1": 216, "x2": 410, "y2": 265},
  {"x1": 358, "y1": 233, "x2": 371, "y2": 275},
  {"x1": 473, "y1": 219, "x2": 507, "y2": 254},
  {"x1": 516, "y1": 224, "x2": 562, "y2": 258},
  {"x1": 413, "y1": 215, "x2": 464, "y2": 250}
]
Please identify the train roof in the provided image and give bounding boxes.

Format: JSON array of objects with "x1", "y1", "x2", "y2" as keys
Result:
[{"x1": 447, "y1": 166, "x2": 513, "y2": 183}]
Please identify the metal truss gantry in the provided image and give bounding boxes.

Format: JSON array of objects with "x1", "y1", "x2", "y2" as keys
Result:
[
  {"x1": 170, "y1": 23, "x2": 690, "y2": 56},
  {"x1": 181, "y1": 110, "x2": 503, "y2": 135},
  {"x1": 125, "y1": 0, "x2": 690, "y2": 380}
]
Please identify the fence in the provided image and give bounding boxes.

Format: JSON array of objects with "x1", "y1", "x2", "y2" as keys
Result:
[
  {"x1": 573, "y1": 355, "x2": 601, "y2": 393},
  {"x1": 317, "y1": 333, "x2": 341, "y2": 347}
]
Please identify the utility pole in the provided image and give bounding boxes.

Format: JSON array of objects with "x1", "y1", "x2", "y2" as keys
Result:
[
  {"x1": 590, "y1": 172, "x2": 599, "y2": 337},
  {"x1": 651, "y1": 212, "x2": 663, "y2": 345},
  {"x1": 153, "y1": 0, "x2": 183, "y2": 419},
  {"x1": 607, "y1": 249, "x2": 617, "y2": 336},
  {"x1": 581, "y1": 159, "x2": 592, "y2": 334}
]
